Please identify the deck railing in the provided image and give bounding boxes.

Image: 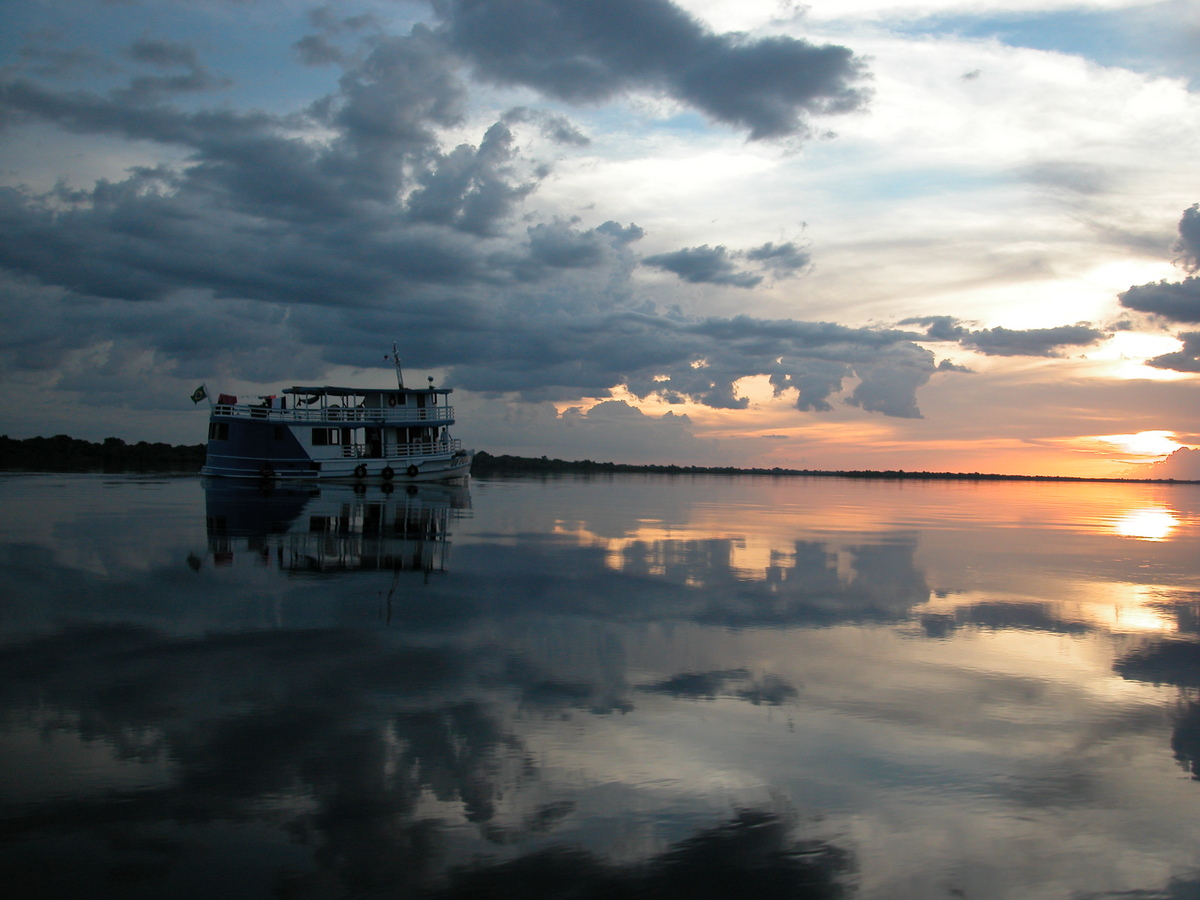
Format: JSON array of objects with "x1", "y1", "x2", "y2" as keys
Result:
[
  {"x1": 340, "y1": 439, "x2": 464, "y2": 459},
  {"x1": 212, "y1": 403, "x2": 454, "y2": 424}
]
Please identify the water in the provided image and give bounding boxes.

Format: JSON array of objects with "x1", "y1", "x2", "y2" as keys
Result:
[{"x1": 3, "y1": 472, "x2": 1200, "y2": 899}]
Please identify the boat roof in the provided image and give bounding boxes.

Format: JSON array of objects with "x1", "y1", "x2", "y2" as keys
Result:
[{"x1": 282, "y1": 385, "x2": 452, "y2": 396}]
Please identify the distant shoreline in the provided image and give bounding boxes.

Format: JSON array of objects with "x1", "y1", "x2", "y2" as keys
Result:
[
  {"x1": 1, "y1": 436, "x2": 1193, "y2": 485},
  {"x1": 471, "y1": 451, "x2": 1196, "y2": 485},
  {"x1": 0, "y1": 434, "x2": 206, "y2": 473}
]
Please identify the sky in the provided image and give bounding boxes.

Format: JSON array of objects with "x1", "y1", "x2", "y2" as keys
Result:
[{"x1": 1, "y1": 0, "x2": 1199, "y2": 478}]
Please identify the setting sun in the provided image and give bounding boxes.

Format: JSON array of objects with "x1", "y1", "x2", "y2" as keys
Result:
[{"x1": 1098, "y1": 431, "x2": 1186, "y2": 459}]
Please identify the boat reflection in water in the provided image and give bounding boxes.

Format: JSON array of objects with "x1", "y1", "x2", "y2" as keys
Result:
[{"x1": 202, "y1": 478, "x2": 469, "y2": 577}]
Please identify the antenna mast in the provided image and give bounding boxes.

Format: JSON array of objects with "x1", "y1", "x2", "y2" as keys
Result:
[{"x1": 392, "y1": 343, "x2": 404, "y2": 388}]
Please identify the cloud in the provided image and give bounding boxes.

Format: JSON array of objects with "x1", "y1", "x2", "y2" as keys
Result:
[
  {"x1": 1119, "y1": 278, "x2": 1200, "y2": 324},
  {"x1": 1143, "y1": 446, "x2": 1200, "y2": 481},
  {"x1": 118, "y1": 37, "x2": 230, "y2": 103},
  {"x1": 1146, "y1": 331, "x2": 1200, "y2": 374},
  {"x1": 903, "y1": 316, "x2": 1108, "y2": 358},
  {"x1": 405, "y1": 121, "x2": 539, "y2": 235},
  {"x1": 294, "y1": 34, "x2": 345, "y2": 67},
  {"x1": 427, "y1": 0, "x2": 868, "y2": 139},
  {"x1": 1119, "y1": 204, "x2": 1200, "y2": 323},
  {"x1": 1176, "y1": 204, "x2": 1200, "y2": 272},
  {"x1": 595, "y1": 220, "x2": 644, "y2": 244},
  {"x1": 642, "y1": 244, "x2": 762, "y2": 288},
  {"x1": 936, "y1": 358, "x2": 973, "y2": 373},
  {"x1": 643, "y1": 240, "x2": 813, "y2": 287},
  {"x1": 525, "y1": 221, "x2": 622, "y2": 269},
  {"x1": 503, "y1": 106, "x2": 591, "y2": 146},
  {"x1": 957, "y1": 324, "x2": 1108, "y2": 357},
  {"x1": 559, "y1": 400, "x2": 694, "y2": 443},
  {"x1": 745, "y1": 240, "x2": 811, "y2": 274},
  {"x1": 901, "y1": 315, "x2": 967, "y2": 341}
]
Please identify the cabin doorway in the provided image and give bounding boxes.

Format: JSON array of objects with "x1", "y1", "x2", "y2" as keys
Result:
[{"x1": 366, "y1": 427, "x2": 383, "y2": 458}]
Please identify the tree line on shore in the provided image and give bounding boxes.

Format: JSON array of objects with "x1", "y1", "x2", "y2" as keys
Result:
[
  {"x1": 468, "y1": 451, "x2": 1191, "y2": 484},
  {"x1": 1, "y1": 435, "x2": 1192, "y2": 484},
  {"x1": 0, "y1": 434, "x2": 206, "y2": 473}
]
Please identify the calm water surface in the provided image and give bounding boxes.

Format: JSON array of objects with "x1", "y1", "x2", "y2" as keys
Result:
[{"x1": 4, "y1": 473, "x2": 1200, "y2": 898}]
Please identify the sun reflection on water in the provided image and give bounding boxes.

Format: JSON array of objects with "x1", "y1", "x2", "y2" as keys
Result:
[{"x1": 1113, "y1": 507, "x2": 1180, "y2": 541}]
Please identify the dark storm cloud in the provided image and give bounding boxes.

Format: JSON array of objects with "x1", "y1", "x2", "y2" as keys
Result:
[
  {"x1": 1146, "y1": 331, "x2": 1200, "y2": 374},
  {"x1": 595, "y1": 220, "x2": 645, "y2": 243},
  {"x1": 309, "y1": 6, "x2": 382, "y2": 35},
  {"x1": 503, "y1": 106, "x2": 591, "y2": 146},
  {"x1": 1118, "y1": 204, "x2": 1200, "y2": 323},
  {"x1": 297, "y1": 4, "x2": 383, "y2": 65},
  {"x1": 0, "y1": 10, "x2": 937, "y2": 421},
  {"x1": 901, "y1": 315, "x2": 967, "y2": 341},
  {"x1": 118, "y1": 37, "x2": 230, "y2": 102},
  {"x1": 295, "y1": 34, "x2": 345, "y2": 66},
  {"x1": 1119, "y1": 277, "x2": 1200, "y2": 323},
  {"x1": 643, "y1": 240, "x2": 811, "y2": 287},
  {"x1": 903, "y1": 317, "x2": 1107, "y2": 357},
  {"x1": 12, "y1": 43, "x2": 117, "y2": 81},
  {"x1": 1178, "y1": 204, "x2": 1200, "y2": 272},
  {"x1": 126, "y1": 37, "x2": 201, "y2": 70},
  {"x1": 526, "y1": 221, "x2": 618, "y2": 268},
  {"x1": 642, "y1": 245, "x2": 762, "y2": 288},
  {"x1": 745, "y1": 240, "x2": 811, "y2": 274},
  {"x1": 957, "y1": 324, "x2": 1108, "y2": 357},
  {"x1": 405, "y1": 121, "x2": 540, "y2": 235},
  {"x1": 428, "y1": 0, "x2": 868, "y2": 140},
  {"x1": 936, "y1": 358, "x2": 973, "y2": 373}
]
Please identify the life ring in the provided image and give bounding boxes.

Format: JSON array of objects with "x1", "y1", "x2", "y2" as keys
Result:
[
  {"x1": 406, "y1": 465, "x2": 419, "y2": 478},
  {"x1": 381, "y1": 466, "x2": 394, "y2": 481},
  {"x1": 388, "y1": 394, "x2": 397, "y2": 407},
  {"x1": 353, "y1": 464, "x2": 367, "y2": 479}
]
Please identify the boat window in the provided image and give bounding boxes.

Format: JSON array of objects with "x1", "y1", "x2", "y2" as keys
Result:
[
  {"x1": 312, "y1": 428, "x2": 341, "y2": 446},
  {"x1": 208, "y1": 422, "x2": 229, "y2": 441}
]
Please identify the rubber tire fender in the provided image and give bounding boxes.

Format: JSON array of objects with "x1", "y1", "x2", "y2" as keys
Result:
[
  {"x1": 406, "y1": 465, "x2": 419, "y2": 478},
  {"x1": 381, "y1": 466, "x2": 394, "y2": 481},
  {"x1": 353, "y1": 464, "x2": 367, "y2": 479}
]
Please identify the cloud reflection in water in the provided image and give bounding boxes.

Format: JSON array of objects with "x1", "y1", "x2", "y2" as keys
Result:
[{"x1": 2, "y1": 474, "x2": 1200, "y2": 899}]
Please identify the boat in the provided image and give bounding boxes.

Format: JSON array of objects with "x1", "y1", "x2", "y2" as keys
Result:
[{"x1": 198, "y1": 351, "x2": 474, "y2": 482}]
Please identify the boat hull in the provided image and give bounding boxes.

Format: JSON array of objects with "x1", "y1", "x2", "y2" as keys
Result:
[{"x1": 201, "y1": 450, "x2": 473, "y2": 482}]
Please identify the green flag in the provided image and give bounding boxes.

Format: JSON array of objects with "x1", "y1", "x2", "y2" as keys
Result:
[{"x1": 191, "y1": 385, "x2": 208, "y2": 404}]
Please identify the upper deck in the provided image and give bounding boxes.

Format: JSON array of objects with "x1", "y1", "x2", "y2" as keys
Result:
[{"x1": 210, "y1": 385, "x2": 457, "y2": 426}]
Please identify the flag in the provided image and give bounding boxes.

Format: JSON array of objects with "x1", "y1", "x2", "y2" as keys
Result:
[{"x1": 191, "y1": 385, "x2": 208, "y2": 404}]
